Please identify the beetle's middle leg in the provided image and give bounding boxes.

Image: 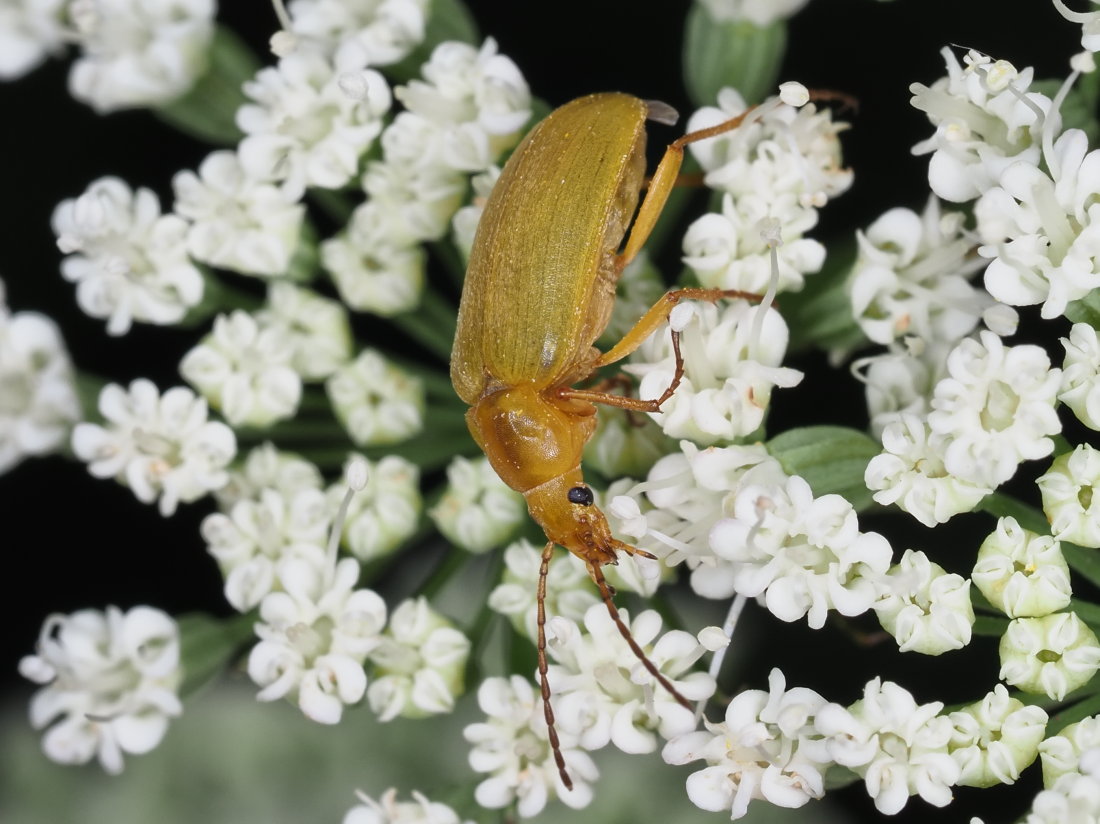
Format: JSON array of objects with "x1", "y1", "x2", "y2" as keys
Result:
[{"x1": 558, "y1": 286, "x2": 760, "y2": 412}]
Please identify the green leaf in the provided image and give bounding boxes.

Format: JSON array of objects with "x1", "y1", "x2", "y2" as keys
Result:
[
  {"x1": 154, "y1": 25, "x2": 259, "y2": 144},
  {"x1": 767, "y1": 425, "x2": 880, "y2": 510},
  {"x1": 1072, "y1": 598, "x2": 1100, "y2": 631},
  {"x1": 386, "y1": 0, "x2": 479, "y2": 83},
  {"x1": 177, "y1": 612, "x2": 256, "y2": 699},
  {"x1": 1065, "y1": 543, "x2": 1100, "y2": 592},
  {"x1": 1066, "y1": 288, "x2": 1100, "y2": 329},
  {"x1": 683, "y1": 4, "x2": 787, "y2": 106}
]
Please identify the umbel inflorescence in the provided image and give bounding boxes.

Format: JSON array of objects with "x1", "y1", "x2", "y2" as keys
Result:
[{"x1": 3, "y1": 0, "x2": 1100, "y2": 822}]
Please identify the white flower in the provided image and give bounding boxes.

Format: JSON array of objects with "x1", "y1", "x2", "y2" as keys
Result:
[
  {"x1": 342, "y1": 787, "x2": 472, "y2": 824},
  {"x1": 367, "y1": 597, "x2": 470, "y2": 721},
  {"x1": 1024, "y1": 766, "x2": 1100, "y2": 824},
  {"x1": 910, "y1": 48, "x2": 1053, "y2": 202},
  {"x1": 0, "y1": 303, "x2": 81, "y2": 474},
  {"x1": 18, "y1": 606, "x2": 182, "y2": 774},
  {"x1": 1038, "y1": 445, "x2": 1100, "y2": 548},
  {"x1": 172, "y1": 150, "x2": 305, "y2": 277},
  {"x1": 66, "y1": 0, "x2": 215, "y2": 112},
  {"x1": 330, "y1": 454, "x2": 420, "y2": 562},
  {"x1": 1060, "y1": 322, "x2": 1100, "y2": 430},
  {"x1": 972, "y1": 517, "x2": 1071, "y2": 618},
  {"x1": 322, "y1": 204, "x2": 426, "y2": 316},
  {"x1": 1040, "y1": 716, "x2": 1100, "y2": 786},
  {"x1": 709, "y1": 474, "x2": 893, "y2": 628},
  {"x1": 180, "y1": 310, "x2": 303, "y2": 428},
  {"x1": 849, "y1": 200, "x2": 987, "y2": 345},
  {"x1": 52, "y1": 177, "x2": 204, "y2": 335},
  {"x1": 237, "y1": 52, "x2": 391, "y2": 193},
  {"x1": 430, "y1": 456, "x2": 525, "y2": 553},
  {"x1": 874, "y1": 549, "x2": 974, "y2": 654},
  {"x1": 627, "y1": 300, "x2": 803, "y2": 444},
  {"x1": 814, "y1": 678, "x2": 959, "y2": 815},
  {"x1": 547, "y1": 605, "x2": 716, "y2": 755},
  {"x1": 976, "y1": 128, "x2": 1100, "y2": 318},
  {"x1": 682, "y1": 192, "x2": 825, "y2": 295},
  {"x1": 663, "y1": 668, "x2": 829, "y2": 820},
  {"x1": 255, "y1": 282, "x2": 352, "y2": 381},
  {"x1": 71, "y1": 379, "x2": 236, "y2": 516},
  {"x1": 865, "y1": 413, "x2": 993, "y2": 527},
  {"x1": 397, "y1": 39, "x2": 531, "y2": 160},
  {"x1": 686, "y1": 86, "x2": 852, "y2": 210},
  {"x1": 488, "y1": 539, "x2": 599, "y2": 641},
  {"x1": 927, "y1": 330, "x2": 1061, "y2": 488},
  {"x1": 249, "y1": 556, "x2": 387, "y2": 724},
  {"x1": 288, "y1": 0, "x2": 429, "y2": 69},
  {"x1": 948, "y1": 685, "x2": 1047, "y2": 788},
  {"x1": 464, "y1": 675, "x2": 597, "y2": 818},
  {"x1": 0, "y1": 0, "x2": 66, "y2": 79},
  {"x1": 214, "y1": 442, "x2": 323, "y2": 510},
  {"x1": 857, "y1": 339, "x2": 952, "y2": 437},
  {"x1": 326, "y1": 349, "x2": 424, "y2": 445},
  {"x1": 695, "y1": 0, "x2": 811, "y2": 25},
  {"x1": 999, "y1": 612, "x2": 1100, "y2": 700},
  {"x1": 202, "y1": 486, "x2": 330, "y2": 612}
]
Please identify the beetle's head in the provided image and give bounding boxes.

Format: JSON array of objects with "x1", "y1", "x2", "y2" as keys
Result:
[{"x1": 524, "y1": 472, "x2": 624, "y2": 568}]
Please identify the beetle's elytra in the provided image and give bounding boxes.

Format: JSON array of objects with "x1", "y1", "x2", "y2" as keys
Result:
[{"x1": 451, "y1": 92, "x2": 757, "y2": 789}]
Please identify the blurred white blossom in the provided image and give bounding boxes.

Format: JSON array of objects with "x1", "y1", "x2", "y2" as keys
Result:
[
  {"x1": 172, "y1": 150, "x2": 306, "y2": 277},
  {"x1": 342, "y1": 787, "x2": 473, "y2": 824},
  {"x1": 430, "y1": 455, "x2": 525, "y2": 553},
  {"x1": 256, "y1": 282, "x2": 353, "y2": 381},
  {"x1": 0, "y1": 0, "x2": 66, "y2": 79},
  {"x1": 71, "y1": 379, "x2": 236, "y2": 516},
  {"x1": 0, "y1": 295, "x2": 80, "y2": 474},
  {"x1": 874, "y1": 549, "x2": 974, "y2": 654},
  {"x1": 1060, "y1": 322, "x2": 1100, "y2": 430},
  {"x1": 326, "y1": 349, "x2": 424, "y2": 445},
  {"x1": 999, "y1": 612, "x2": 1100, "y2": 700},
  {"x1": 696, "y1": 0, "x2": 811, "y2": 25},
  {"x1": 52, "y1": 177, "x2": 204, "y2": 335},
  {"x1": 947, "y1": 685, "x2": 1047, "y2": 788},
  {"x1": 288, "y1": 0, "x2": 429, "y2": 69},
  {"x1": 181, "y1": 309, "x2": 303, "y2": 428},
  {"x1": 329, "y1": 454, "x2": 420, "y2": 562},
  {"x1": 972, "y1": 517, "x2": 1071, "y2": 618},
  {"x1": 367, "y1": 597, "x2": 470, "y2": 721},
  {"x1": 18, "y1": 606, "x2": 182, "y2": 774},
  {"x1": 66, "y1": 0, "x2": 215, "y2": 112}
]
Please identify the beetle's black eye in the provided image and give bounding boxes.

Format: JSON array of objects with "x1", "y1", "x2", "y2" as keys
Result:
[{"x1": 567, "y1": 486, "x2": 594, "y2": 506}]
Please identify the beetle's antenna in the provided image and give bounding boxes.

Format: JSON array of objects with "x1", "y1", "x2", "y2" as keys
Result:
[
  {"x1": 537, "y1": 540, "x2": 573, "y2": 791},
  {"x1": 589, "y1": 562, "x2": 693, "y2": 712}
]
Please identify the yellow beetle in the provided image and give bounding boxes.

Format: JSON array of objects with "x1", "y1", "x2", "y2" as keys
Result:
[{"x1": 451, "y1": 92, "x2": 755, "y2": 788}]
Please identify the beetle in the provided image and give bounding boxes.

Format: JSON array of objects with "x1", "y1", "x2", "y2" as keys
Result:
[{"x1": 450, "y1": 92, "x2": 757, "y2": 789}]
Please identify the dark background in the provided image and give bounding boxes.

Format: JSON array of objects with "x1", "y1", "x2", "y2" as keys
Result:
[{"x1": 0, "y1": 1, "x2": 1082, "y2": 821}]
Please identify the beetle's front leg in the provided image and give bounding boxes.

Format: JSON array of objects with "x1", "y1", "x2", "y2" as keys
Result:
[{"x1": 559, "y1": 286, "x2": 761, "y2": 412}]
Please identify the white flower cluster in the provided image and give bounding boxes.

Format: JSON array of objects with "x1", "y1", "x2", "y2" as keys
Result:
[
  {"x1": 695, "y1": 0, "x2": 812, "y2": 26},
  {"x1": 665, "y1": 670, "x2": 1044, "y2": 819},
  {"x1": 53, "y1": 177, "x2": 205, "y2": 336},
  {"x1": 464, "y1": 606, "x2": 717, "y2": 819},
  {"x1": 287, "y1": 0, "x2": 429, "y2": 70},
  {"x1": 367, "y1": 597, "x2": 470, "y2": 721},
  {"x1": 430, "y1": 455, "x2": 525, "y2": 554},
  {"x1": 1, "y1": 0, "x2": 215, "y2": 111},
  {"x1": 71, "y1": 378, "x2": 236, "y2": 516},
  {"x1": 626, "y1": 299, "x2": 803, "y2": 444},
  {"x1": 610, "y1": 442, "x2": 892, "y2": 629},
  {"x1": 682, "y1": 86, "x2": 851, "y2": 296},
  {"x1": 0, "y1": 279, "x2": 81, "y2": 474},
  {"x1": 18, "y1": 605, "x2": 182, "y2": 774},
  {"x1": 324, "y1": 38, "x2": 530, "y2": 315}
]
